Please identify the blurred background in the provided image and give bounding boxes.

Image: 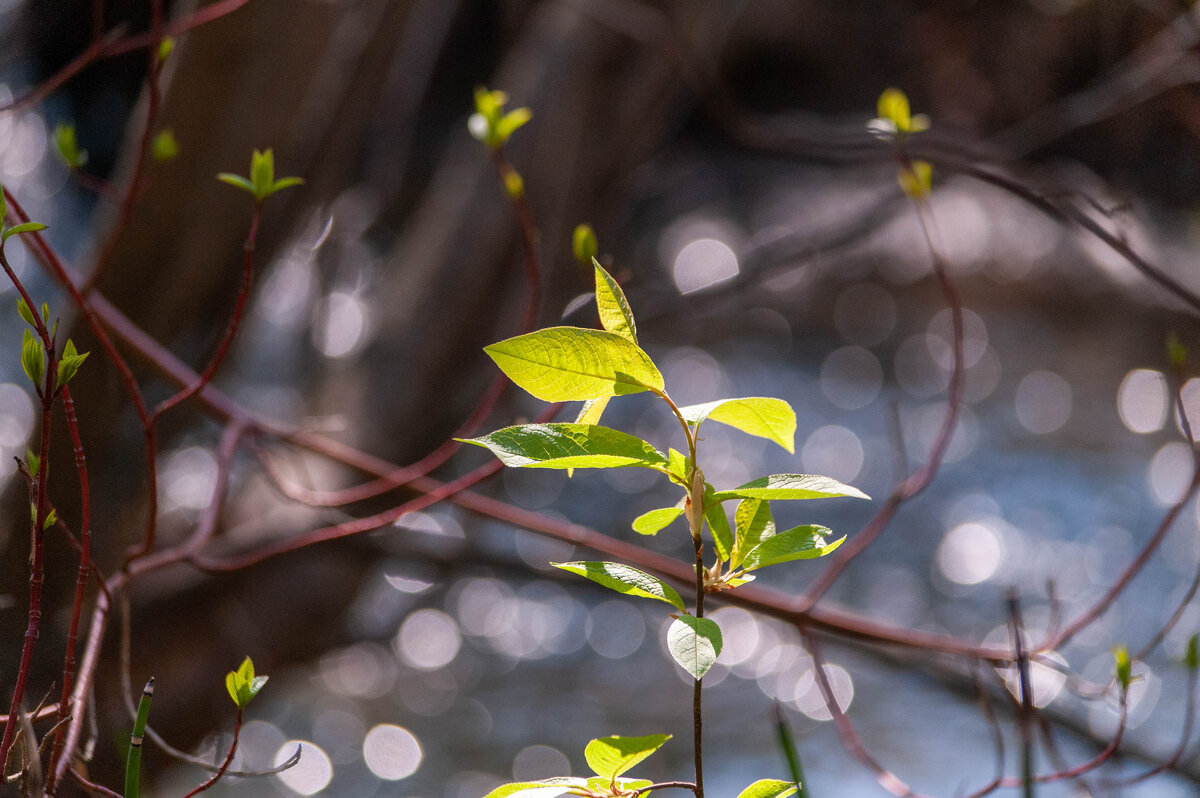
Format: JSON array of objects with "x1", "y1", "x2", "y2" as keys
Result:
[{"x1": 6, "y1": 0, "x2": 1200, "y2": 795}]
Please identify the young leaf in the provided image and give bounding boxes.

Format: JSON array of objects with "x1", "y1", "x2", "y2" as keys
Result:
[
  {"x1": 16, "y1": 298, "x2": 34, "y2": 327},
  {"x1": 157, "y1": 36, "x2": 175, "y2": 64},
  {"x1": 460, "y1": 423, "x2": 668, "y2": 470},
  {"x1": 484, "y1": 327, "x2": 663, "y2": 401},
  {"x1": 0, "y1": 182, "x2": 6, "y2": 227},
  {"x1": 56, "y1": 339, "x2": 89, "y2": 389},
  {"x1": 593, "y1": 260, "x2": 637, "y2": 344},
  {"x1": 732, "y1": 498, "x2": 775, "y2": 569},
  {"x1": 667, "y1": 615, "x2": 722, "y2": 680},
  {"x1": 3, "y1": 222, "x2": 48, "y2": 242},
  {"x1": 666, "y1": 448, "x2": 689, "y2": 486},
  {"x1": 702, "y1": 484, "x2": 734, "y2": 562},
  {"x1": 42, "y1": 508, "x2": 57, "y2": 530},
  {"x1": 740, "y1": 525, "x2": 844, "y2": 571},
  {"x1": 552, "y1": 561, "x2": 685, "y2": 611},
  {"x1": 714, "y1": 474, "x2": 869, "y2": 503},
  {"x1": 584, "y1": 734, "x2": 671, "y2": 780},
  {"x1": 53, "y1": 123, "x2": 87, "y2": 169},
  {"x1": 573, "y1": 224, "x2": 597, "y2": 266},
  {"x1": 21, "y1": 328, "x2": 43, "y2": 386},
  {"x1": 482, "y1": 778, "x2": 587, "y2": 798},
  {"x1": 898, "y1": 160, "x2": 933, "y2": 199},
  {"x1": 737, "y1": 780, "x2": 799, "y2": 798},
  {"x1": 632, "y1": 507, "x2": 684, "y2": 536},
  {"x1": 877, "y1": 88, "x2": 911, "y2": 131},
  {"x1": 225, "y1": 656, "x2": 268, "y2": 709},
  {"x1": 1187, "y1": 634, "x2": 1199, "y2": 671},
  {"x1": 1113, "y1": 645, "x2": 1132, "y2": 691},
  {"x1": 24, "y1": 449, "x2": 39, "y2": 478},
  {"x1": 217, "y1": 173, "x2": 257, "y2": 195},
  {"x1": 680, "y1": 397, "x2": 797, "y2": 453}
]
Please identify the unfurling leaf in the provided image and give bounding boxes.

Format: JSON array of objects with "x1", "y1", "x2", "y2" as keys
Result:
[
  {"x1": 152, "y1": 129, "x2": 179, "y2": 161},
  {"x1": 584, "y1": 734, "x2": 670, "y2": 780},
  {"x1": 53, "y1": 123, "x2": 87, "y2": 169},
  {"x1": 460, "y1": 423, "x2": 667, "y2": 470},
  {"x1": 56, "y1": 339, "x2": 89, "y2": 389},
  {"x1": 20, "y1": 328, "x2": 44, "y2": 387},
  {"x1": 3, "y1": 222, "x2": 48, "y2": 242},
  {"x1": 484, "y1": 327, "x2": 663, "y2": 401},
  {"x1": 667, "y1": 615, "x2": 722, "y2": 680},
  {"x1": 1187, "y1": 634, "x2": 1199, "y2": 671},
  {"x1": 552, "y1": 561, "x2": 685, "y2": 611},
  {"x1": 680, "y1": 397, "x2": 797, "y2": 453},
  {"x1": 1113, "y1": 645, "x2": 1132, "y2": 691},
  {"x1": 732, "y1": 498, "x2": 775, "y2": 569},
  {"x1": 16, "y1": 298, "x2": 34, "y2": 327},
  {"x1": 470, "y1": 86, "x2": 531, "y2": 149},
  {"x1": 225, "y1": 656, "x2": 268, "y2": 709},
  {"x1": 219, "y1": 149, "x2": 303, "y2": 202}
]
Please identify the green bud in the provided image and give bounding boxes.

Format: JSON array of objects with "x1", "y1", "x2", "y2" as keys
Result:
[{"x1": 573, "y1": 224, "x2": 598, "y2": 266}]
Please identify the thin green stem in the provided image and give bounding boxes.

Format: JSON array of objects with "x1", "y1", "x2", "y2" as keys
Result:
[{"x1": 124, "y1": 677, "x2": 154, "y2": 798}]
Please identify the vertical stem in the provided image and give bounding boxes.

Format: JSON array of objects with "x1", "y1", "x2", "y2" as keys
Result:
[
  {"x1": 1007, "y1": 591, "x2": 1035, "y2": 798},
  {"x1": 693, "y1": 535, "x2": 704, "y2": 798}
]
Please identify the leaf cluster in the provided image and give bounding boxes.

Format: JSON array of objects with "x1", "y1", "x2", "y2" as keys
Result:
[
  {"x1": 224, "y1": 656, "x2": 268, "y2": 709},
  {"x1": 218, "y1": 149, "x2": 304, "y2": 203},
  {"x1": 469, "y1": 87, "x2": 532, "y2": 150}
]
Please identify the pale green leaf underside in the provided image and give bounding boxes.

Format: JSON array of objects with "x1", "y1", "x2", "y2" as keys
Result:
[
  {"x1": 552, "y1": 561, "x2": 686, "y2": 611},
  {"x1": 714, "y1": 473, "x2": 869, "y2": 503},
  {"x1": 666, "y1": 448, "x2": 689, "y2": 486},
  {"x1": 732, "y1": 498, "x2": 774, "y2": 569},
  {"x1": 485, "y1": 327, "x2": 663, "y2": 401},
  {"x1": 584, "y1": 734, "x2": 671, "y2": 780},
  {"x1": 736, "y1": 779, "x2": 799, "y2": 798},
  {"x1": 667, "y1": 615, "x2": 722, "y2": 680},
  {"x1": 482, "y1": 778, "x2": 585, "y2": 798},
  {"x1": 460, "y1": 424, "x2": 667, "y2": 470},
  {"x1": 632, "y1": 507, "x2": 684, "y2": 536},
  {"x1": 593, "y1": 260, "x2": 637, "y2": 344},
  {"x1": 680, "y1": 397, "x2": 797, "y2": 453},
  {"x1": 740, "y1": 525, "x2": 844, "y2": 571}
]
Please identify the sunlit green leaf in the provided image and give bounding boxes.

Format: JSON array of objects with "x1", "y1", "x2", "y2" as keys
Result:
[
  {"x1": 574, "y1": 397, "x2": 609, "y2": 427},
  {"x1": 714, "y1": 474, "x2": 869, "y2": 503},
  {"x1": 552, "y1": 561, "x2": 685, "y2": 611},
  {"x1": 460, "y1": 424, "x2": 667, "y2": 470},
  {"x1": 584, "y1": 734, "x2": 670, "y2": 780},
  {"x1": 736, "y1": 779, "x2": 798, "y2": 798},
  {"x1": 16, "y1": 298, "x2": 33, "y2": 327},
  {"x1": 680, "y1": 397, "x2": 796, "y2": 453},
  {"x1": 217, "y1": 173, "x2": 256, "y2": 194},
  {"x1": 667, "y1": 615, "x2": 722, "y2": 680},
  {"x1": 593, "y1": 259, "x2": 636, "y2": 344},
  {"x1": 485, "y1": 327, "x2": 663, "y2": 401},
  {"x1": 740, "y1": 525, "x2": 844, "y2": 571},
  {"x1": 877, "y1": 88, "x2": 911, "y2": 131},
  {"x1": 632, "y1": 507, "x2": 684, "y2": 536},
  {"x1": 666, "y1": 448, "x2": 689, "y2": 486},
  {"x1": 703, "y1": 483, "x2": 733, "y2": 562},
  {"x1": 21, "y1": 328, "x2": 43, "y2": 387},
  {"x1": 481, "y1": 778, "x2": 586, "y2": 798},
  {"x1": 732, "y1": 498, "x2": 774, "y2": 569}
]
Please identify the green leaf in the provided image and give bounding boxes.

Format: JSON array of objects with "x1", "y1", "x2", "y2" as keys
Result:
[
  {"x1": 573, "y1": 224, "x2": 597, "y2": 266},
  {"x1": 666, "y1": 448, "x2": 689, "y2": 486},
  {"x1": 632, "y1": 507, "x2": 684, "y2": 536},
  {"x1": 42, "y1": 508, "x2": 57, "y2": 530},
  {"x1": 157, "y1": 36, "x2": 175, "y2": 64},
  {"x1": 593, "y1": 259, "x2": 637, "y2": 344},
  {"x1": 667, "y1": 615, "x2": 722, "y2": 680},
  {"x1": 16, "y1": 298, "x2": 33, "y2": 327},
  {"x1": 482, "y1": 778, "x2": 586, "y2": 798},
  {"x1": 226, "y1": 656, "x2": 267, "y2": 708},
  {"x1": 552, "y1": 561, "x2": 685, "y2": 611},
  {"x1": 3, "y1": 222, "x2": 47, "y2": 242},
  {"x1": 152, "y1": 129, "x2": 179, "y2": 161},
  {"x1": 251, "y1": 149, "x2": 274, "y2": 195},
  {"x1": 485, "y1": 327, "x2": 664, "y2": 401},
  {"x1": 217, "y1": 173, "x2": 256, "y2": 195},
  {"x1": 56, "y1": 339, "x2": 89, "y2": 389},
  {"x1": 0, "y1": 182, "x2": 6, "y2": 227},
  {"x1": 460, "y1": 423, "x2": 668, "y2": 470},
  {"x1": 737, "y1": 780, "x2": 798, "y2": 798},
  {"x1": 24, "y1": 449, "x2": 39, "y2": 478},
  {"x1": 714, "y1": 474, "x2": 869, "y2": 503},
  {"x1": 584, "y1": 734, "x2": 670, "y2": 780},
  {"x1": 574, "y1": 396, "x2": 610, "y2": 427},
  {"x1": 732, "y1": 498, "x2": 775, "y2": 569},
  {"x1": 740, "y1": 525, "x2": 844, "y2": 571},
  {"x1": 53, "y1": 123, "x2": 87, "y2": 169},
  {"x1": 585, "y1": 777, "x2": 652, "y2": 792},
  {"x1": 496, "y1": 107, "x2": 532, "y2": 142},
  {"x1": 1113, "y1": 645, "x2": 1132, "y2": 691},
  {"x1": 680, "y1": 397, "x2": 796, "y2": 453},
  {"x1": 21, "y1": 328, "x2": 43, "y2": 387},
  {"x1": 1187, "y1": 634, "x2": 1199, "y2": 670},
  {"x1": 703, "y1": 484, "x2": 733, "y2": 562},
  {"x1": 877, "y1": 88, "x2": 911, "y2": 131}
]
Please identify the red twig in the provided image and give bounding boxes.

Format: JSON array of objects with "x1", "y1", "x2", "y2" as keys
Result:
[
  {"x1": 181, "y1": 708, "x2": 243, "y2": 797},
  {"x1": 46, "y1": 384, "x2": 93, "y2": 788}
]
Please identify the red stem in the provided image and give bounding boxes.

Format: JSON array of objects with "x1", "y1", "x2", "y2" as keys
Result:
[
  {"x1": 181, "y1": 708, "x2": 243, "y2": 797},
  {"x1": 46, "y1": 384, "x2": 93, "y2": 788}
]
